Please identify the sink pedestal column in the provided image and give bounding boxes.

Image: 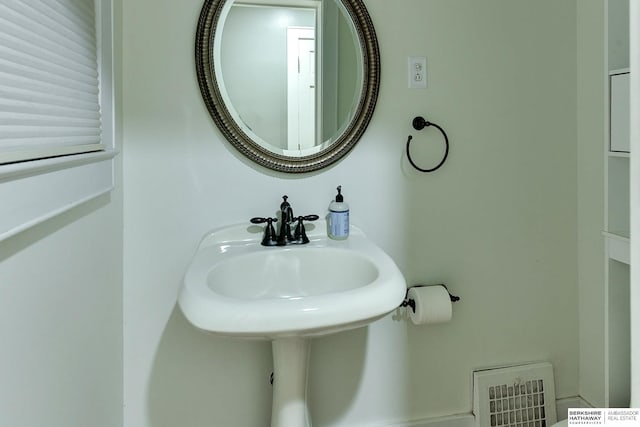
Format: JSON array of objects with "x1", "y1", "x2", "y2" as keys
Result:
[{"x1": 271, "y1": 337, "x2": 311, "y2": 427}]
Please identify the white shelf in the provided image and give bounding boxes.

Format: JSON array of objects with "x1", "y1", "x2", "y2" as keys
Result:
[
  {"x1": 610, "y1": 72, "x2": 630, "y2": 152},
  {"x1": 610, "y1": 67, "x2": 630, "y2": 75},
  {"x1": 603, "y1": 231, "x2": 630, "y2": 265},
  {"x1": 608, "y1": 151, "x2": 630, "y2": 158}
]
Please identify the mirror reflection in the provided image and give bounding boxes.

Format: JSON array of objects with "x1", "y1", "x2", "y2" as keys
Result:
[{"x1": 216, "y1": 0, "x2": 363, "y2": 156}]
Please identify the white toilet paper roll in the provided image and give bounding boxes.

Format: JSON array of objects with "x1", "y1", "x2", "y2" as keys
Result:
[{"x1": 407, "y1": 285, "x2": 453, "y2": 325}]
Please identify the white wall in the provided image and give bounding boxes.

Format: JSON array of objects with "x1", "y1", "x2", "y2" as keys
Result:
[
  {"x1": 122, "y1": 1, "x2": 579, "y2": 426},
  {"x1": 0, "y1": 196, "x2": 123, "y2": 427}
]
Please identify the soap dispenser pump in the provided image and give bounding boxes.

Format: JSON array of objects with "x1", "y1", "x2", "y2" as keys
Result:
[{"x1": 328, "y1": 185, "x2": 349, "y2": 240}]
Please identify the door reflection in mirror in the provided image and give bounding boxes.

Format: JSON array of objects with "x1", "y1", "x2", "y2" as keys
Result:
[
  {"x1": 218, "y1": 0, "x2": 361, "y2": 155},
  {"x1": 287, "y1": 26, "x2": 316, "y2": 151}
]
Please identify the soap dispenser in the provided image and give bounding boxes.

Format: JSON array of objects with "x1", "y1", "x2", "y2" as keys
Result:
[{"x1": 328, "y1": 185, "x2": 349, "y2": 240}]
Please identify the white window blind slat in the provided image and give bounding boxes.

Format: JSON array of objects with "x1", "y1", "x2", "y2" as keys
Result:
[
  {"x1": 1, "y1": 2, "x2": 96, "y2": 57},
  {"x1": 0, "y1": 128, "x2": 100, "y2": 143},
  {"x1": 0, "y1": 77, "x2": 98, "y2": 102},
  {"x1": 0, "y1": 15, "x2": 97, "y2": 75},
  {"x1": 39, "y1": 0, "x2": 95, "y2": 33},
  {"x1": 0, "y1": 55, "x2": 99, "y2": 93},
  {"x1": 0, "y1": 0, "x2": 102, "y2": 165},
  {"x1": 0, "y1": 27, "x2": 98, "y2": 77},
  {"x1": 2, "y1": 137, "x2": 102, "y2": 149},
  {"x1": 0, "y1": 100, "x2": 100, "y2": 120},
  {"x1": 72, "y1": 0, "x2": 95, "y2": 18},
  {"x1": 0, "y1": 116, "x2": 101, "y2": 132},
  {"x1": 0, "y1": 87, "x2": 98, "y2": 112}
]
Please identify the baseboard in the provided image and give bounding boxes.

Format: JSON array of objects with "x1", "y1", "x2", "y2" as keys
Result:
[
  {"x1": 380, "y1": 413, "x2": 474, "y2": 427},
  {"x1": 377, "y1": 396, "x2": 591, "y2": 427},
  {"x1": 555, "y1": 396, "x2": 592, "y2": 420}
]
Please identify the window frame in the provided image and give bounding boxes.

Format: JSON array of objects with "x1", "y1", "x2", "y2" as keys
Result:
[{"x1": 0, "y1": 0, "x2": 117, "y2": 241}]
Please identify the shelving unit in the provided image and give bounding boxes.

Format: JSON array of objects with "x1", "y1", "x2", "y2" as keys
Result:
[{"x1": 604, "y1": 66, "x2": 631, "y2": 407}]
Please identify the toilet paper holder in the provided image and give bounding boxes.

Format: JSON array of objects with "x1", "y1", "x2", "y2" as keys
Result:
[{"x1": 400, "y1": 284, "x2": 460, "y2": 313}]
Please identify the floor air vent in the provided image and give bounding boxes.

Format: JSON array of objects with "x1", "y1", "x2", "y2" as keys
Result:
[{"x1": 473, "y1": 362, "x2": 557, "y2": 427}]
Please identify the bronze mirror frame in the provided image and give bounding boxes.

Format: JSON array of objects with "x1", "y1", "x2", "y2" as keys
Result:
[{"x1": 195, "y1": 0, "x2": 380, "y2": 173}]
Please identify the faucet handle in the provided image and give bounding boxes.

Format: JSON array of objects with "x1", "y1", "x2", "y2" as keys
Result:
[
  {"x1": 293, "y1": 214, "x2": 319, "y2": 244},
  {"x1": 250, "y1": 217, "x2": 278, "y2": 246},
  {"x1": 250, "y1": 217, "x2": 277, "y2": 224}
]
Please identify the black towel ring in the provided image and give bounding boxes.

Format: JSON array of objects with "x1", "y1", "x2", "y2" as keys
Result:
[{"x1": 406, "y1": 116, "x2": 449, "y2": 173}]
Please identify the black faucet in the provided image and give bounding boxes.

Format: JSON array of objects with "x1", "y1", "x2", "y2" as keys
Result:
[
  {"x1": 250, "y1": 195, "x2": 319, "y2": 246},
  {"x1": 277, "y1": 195, "x2": 294, "y2": 245}
]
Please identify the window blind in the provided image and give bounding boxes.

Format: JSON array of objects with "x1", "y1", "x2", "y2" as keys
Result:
[{"x1": 0, "y1": 0, "x2": 103, "y2": 165}]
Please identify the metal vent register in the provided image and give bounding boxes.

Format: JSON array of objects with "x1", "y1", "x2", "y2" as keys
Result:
[{"x1": 473, "y1": 362, "x2": 557, "y2": 427}]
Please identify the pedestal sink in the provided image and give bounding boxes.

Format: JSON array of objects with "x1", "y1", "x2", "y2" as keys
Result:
[{"x1": 178, "y1": 220, "x2": 406, "y2": 426}]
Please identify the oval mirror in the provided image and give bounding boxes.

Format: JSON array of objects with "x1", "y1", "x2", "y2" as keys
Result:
[{"x1": 196, "y1": 0, "x2": 380, "y2": 173}]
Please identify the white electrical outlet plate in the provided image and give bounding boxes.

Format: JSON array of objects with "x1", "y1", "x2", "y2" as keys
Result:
[{"x1": 408, "y1": 56, "x2": 427, "y2": 89}]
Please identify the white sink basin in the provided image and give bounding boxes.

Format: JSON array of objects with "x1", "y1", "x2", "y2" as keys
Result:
[
  {"x1": 179, "y1": 219, "x2": 406, "y2": 426},
  {"x1": 179, "y1": 220, "x2": 406, "y2": 339}
]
